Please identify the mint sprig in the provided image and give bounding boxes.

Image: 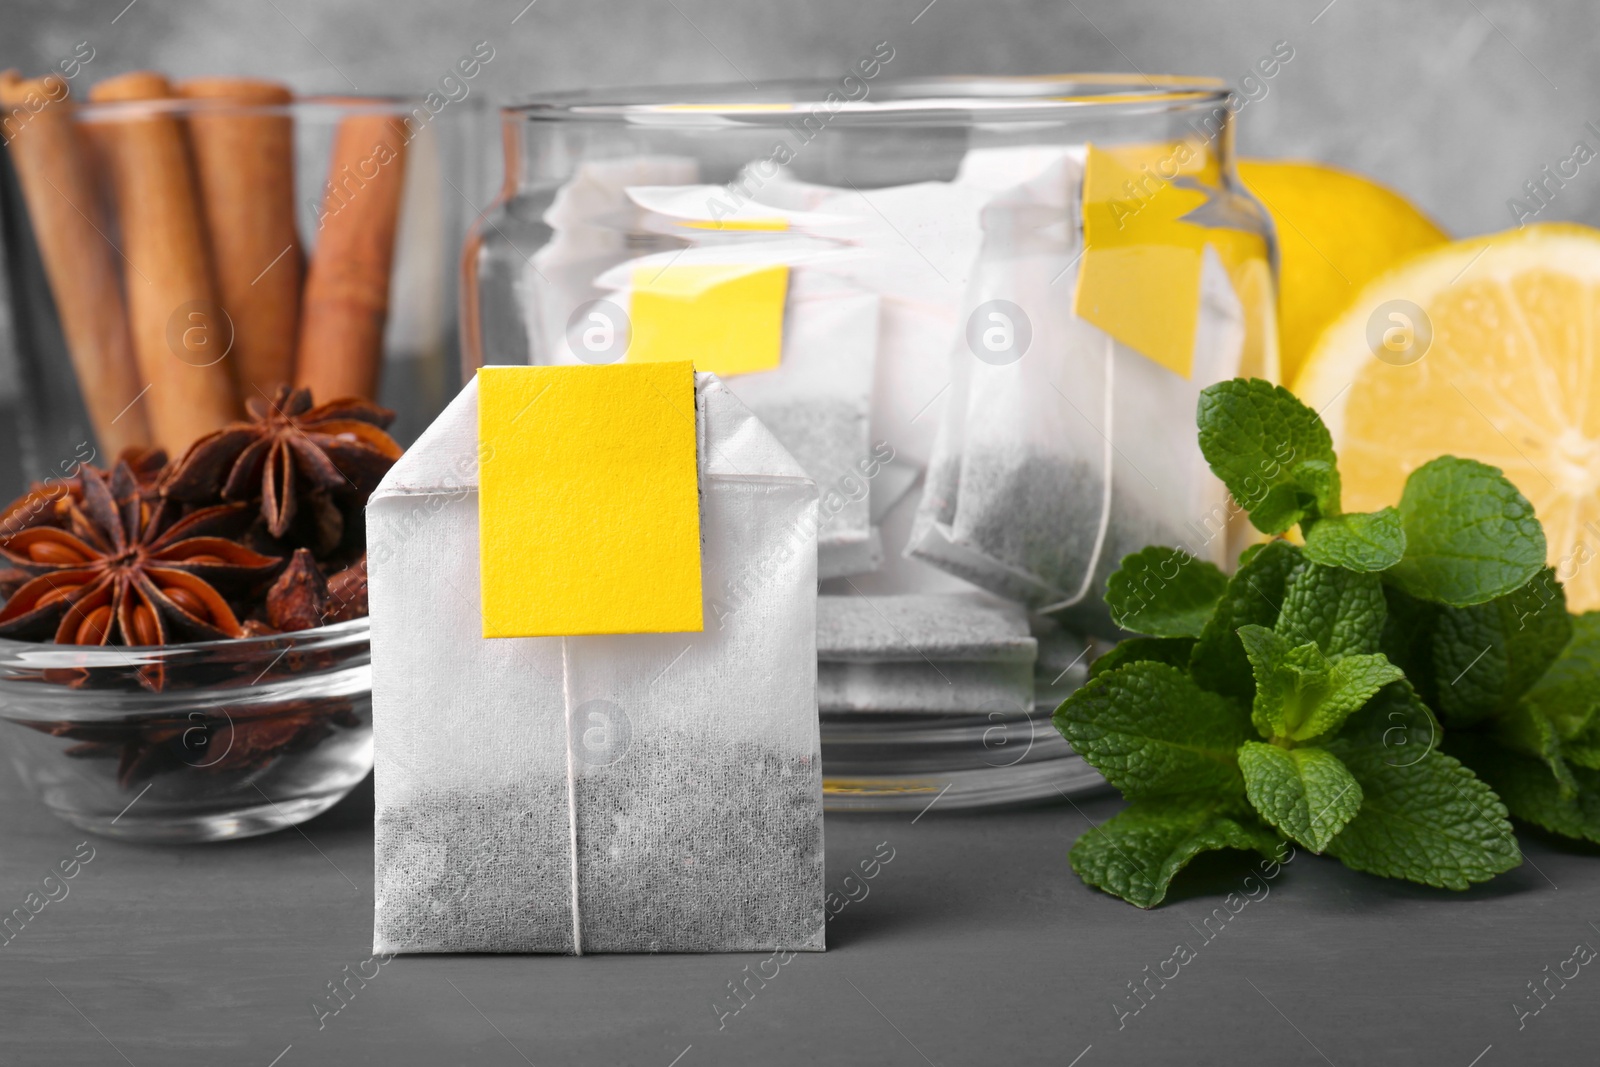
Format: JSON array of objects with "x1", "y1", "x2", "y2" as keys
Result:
[{"x1": 1055, "y1": 378, "x2": 1548, "y2": 907}]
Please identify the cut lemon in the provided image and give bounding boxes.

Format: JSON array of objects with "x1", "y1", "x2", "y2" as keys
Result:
[
  {"x1": 1295, "y1": 223, "x2": 1600, "y2": 609},
  {"x1": 1239, "y1": 159, "x2": 1448, "y2": 387}
]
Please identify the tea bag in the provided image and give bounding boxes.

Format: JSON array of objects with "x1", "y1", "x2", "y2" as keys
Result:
[
  {"x1": 908, "y1": 149, "x2": 1244, "y2": 631},
  {"x1": 744, "y1": 172, "x2": 991, "y2": 311},
  {"x1": 594, "y1": 243, "x2": 882, "y2": 578},
  {"x1": 817, "y1": 593, "x2": 1035, "y2": 714},
  {"x1": 369, "y1": 367, "x2": 825, "y2": 954},
  {"x1": 738, "y1": 155, "x2": 1083, "y2": 598},
  {"x1": 519, "y1": 155, "x2": 699, "y2": 364}
]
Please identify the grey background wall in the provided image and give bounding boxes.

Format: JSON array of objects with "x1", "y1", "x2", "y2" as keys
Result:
[{"x1": 0, "y1": 0, "x2": 1590, "y2": 237}]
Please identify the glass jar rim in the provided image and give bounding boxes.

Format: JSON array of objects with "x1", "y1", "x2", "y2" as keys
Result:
[
  {"x1": 50, "y1": 93, "x2": 423, "y2": 123},
  {"x1": 506, "y1": 74, "x2": 1232, "y2": 126}
]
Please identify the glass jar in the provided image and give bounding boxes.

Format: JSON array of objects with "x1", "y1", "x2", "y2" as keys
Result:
[
  {"x1": 0, "y1": 619, "x2": 370, "y2": 842},
  {"x1": 462, "y1": 75, "x2": 1277, "y2": 809}
]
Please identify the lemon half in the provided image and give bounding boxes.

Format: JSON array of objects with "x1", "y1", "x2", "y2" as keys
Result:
[
  {"x1": 1238, "y1": 159, "x2": 1448, "y2": 387},
  {"x1": 1296, "y1": 223, "x2": 1600, "y2": 609}
]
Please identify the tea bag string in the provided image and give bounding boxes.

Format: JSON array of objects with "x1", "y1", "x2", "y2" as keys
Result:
[
  {"x1": 559, "y1": 635, "x2": 584, "y2": 956},
  {"x1": 1041, "y1": 333, "x2": 1115, "y2": 613}
]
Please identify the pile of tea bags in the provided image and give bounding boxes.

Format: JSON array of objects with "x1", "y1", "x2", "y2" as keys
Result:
[{"x1": 512, "y1": 139, "x2": 1256, "y2": 712}]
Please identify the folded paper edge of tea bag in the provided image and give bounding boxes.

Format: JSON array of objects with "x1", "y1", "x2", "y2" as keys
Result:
[
  {"x1": 817, "y1": 593, "x2": 1036, "y2": 664},
  {"x1": 819, "y1": 659, "x2": 1034, "y2": 713},
  {"x1": 372, "y1": 370, "x2": 815, "y2": 503}
]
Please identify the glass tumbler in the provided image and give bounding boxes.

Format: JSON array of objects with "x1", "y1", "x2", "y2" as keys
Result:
[
  {"x1": 0, "y1": 85, "x2": 486, "y2": 499},
  {"x1": 461, "y1": 75, "x2": 1278, "y2": 809}
]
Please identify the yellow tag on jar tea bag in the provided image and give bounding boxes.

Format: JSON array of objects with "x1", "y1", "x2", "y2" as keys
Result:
[
  {"x1": 628, "y1": 264, "x2": 789, "y2": 376},
  {"x1": 1075, "y1": 141, "x2": 1268, "y2": 379}
]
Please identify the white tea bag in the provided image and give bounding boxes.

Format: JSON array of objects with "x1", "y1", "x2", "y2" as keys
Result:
[
  {"x1": 595, "y1": 246, "x2": 882, "y2": 579},
  {"x1": 721, "y1": 272, "x2": 881, "y2": 579},
  {"x1": 908, "y1": 149, "x2": 1244, "y2": 630},
  {"x1": 519, "y1": 156, "x2": 699, "y2": 364},
  {"x1": 368, "y1": 371, "x2": 825, "y2": 954},
  {"x1": 742, "y1": 155, "x2": 1080, "y2": 597}
]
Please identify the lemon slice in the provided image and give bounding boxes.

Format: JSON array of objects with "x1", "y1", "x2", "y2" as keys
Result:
[{"x1": 1295, "y1": 223, "x2": 1600, "y2": 609}]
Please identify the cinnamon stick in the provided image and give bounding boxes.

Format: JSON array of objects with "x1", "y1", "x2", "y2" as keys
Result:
[
  {"x1": 0, "y1": 74, "x2": 151, "y2": 454},
  {"x1": 177, "y1": 78, "x2": 301, "y2": 401},
  {"x1": 294, "y1": 110, "x2": 409, "y2": 402},
  {"x1": 87, "y1": 71, "x2": 239, "y2": 453}
]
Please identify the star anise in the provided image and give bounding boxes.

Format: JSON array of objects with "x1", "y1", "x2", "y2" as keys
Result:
[
  {"x1": 0, "y1": 463, "x2": 281, "y2": 646},
  {"x1": 161, "y1": 386, "x2": 401, "y2": 547},
  {"x1": 0, "y1": 446, "x2": 166, "y2": 538}
]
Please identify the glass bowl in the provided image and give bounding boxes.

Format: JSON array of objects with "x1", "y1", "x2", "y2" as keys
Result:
[{"x1": 0, "y1": 619, "x2": 371, "y2": 842}]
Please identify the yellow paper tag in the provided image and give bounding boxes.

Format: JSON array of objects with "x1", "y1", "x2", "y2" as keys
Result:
[
  {"x1": 477, "y1": 363, "x2": 704, "y2": 638},
  {"x1": 1074, "y1": 141, "x2": 1267, "y2": 379},
  {"x1": 1075, "y1": 143, "x2": 1207, "y2": 378},
  {"x1": 680, "y1": 218, "x2": 791, "y2": 232},
  {"x1": 628, "y1": 264, "x2": 788, "y2": 377}
]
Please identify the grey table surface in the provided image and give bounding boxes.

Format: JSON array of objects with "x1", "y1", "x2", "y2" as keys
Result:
[{"x1": 2, "y1": 769, "x2": 1597, "y2": 1067}]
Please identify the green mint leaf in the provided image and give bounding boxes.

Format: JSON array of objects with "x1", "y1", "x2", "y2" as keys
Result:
[
  {"x1": 1089, "y1": 637, "x2": 1197, "y2": 680},
  {"x1": 1431, "y1": 569, "x2": 1570, "y2": 726},
  {"x1": 1301, "y1": 508, "x2": 1406, "y2": 572},
  {"x1": 1488, "y1": 609, "x2": 1600, "y2": 782},
  {"x1": 1387, "y1": 456, "x2": 1547, "y2": 608},
  {"x1": 1336, "y1": 679, "x2": 1440, "y2": 758},
  {"x1": 1521, "y1": 611, "x2": 1600, "y2": 740},
  {"x1": 1105, "y1": 546, "x2": 1229, "y2": 637},
  {"x1": 1379, "y1": 585, "x2": 1441, "y2": 703},
  {"x1": 1068, "y1": 794, "x2": 1282, "y2": 908},
  {"x1": 1454, "y1": 735, "x2": 1600, "y2": 845},
  {"x1": 1238, "y1": 741, "x2": 1363, "y2": 852},
  {"x1": 1277, "y1": 562, "x2": 1387, "y2": 658},
  {"x1": 1300, "y1": 655, "x2": 1407, "y2": 741},
  {"x1": 1053, "y1": 661, "x2": 1253, "y2": 799},
  {"x1": 1557, "y1": 706, "x2": 1600, "y2": 771},
  {"x1": 1560, "y1": 733, "x2": 1600, "y2": 771},
  {"x1": 1196, "y1": 378, "x2": 1341, "y2": 535},
  {"x1": 1238, "y1": 625, "x2": 1403, "y2": 741},
  {"x1": 1323, "y1": 742, "x2": 1521, "y2": 889},
  {"x1": 1491, "y1": 702, "x2": 1579, "y2": 795},
  {"x1": 1237, "y1": 625, "x2": 1324, "y2": 738},
  {"x1": 1190, "y1": 539, "x2": 1304, "y2": 702},
  {"x1": 1293, "y1": 461, "x2": 1340, "y2": 523}
]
